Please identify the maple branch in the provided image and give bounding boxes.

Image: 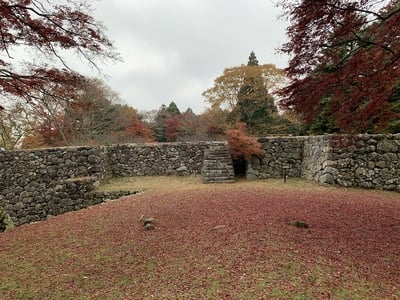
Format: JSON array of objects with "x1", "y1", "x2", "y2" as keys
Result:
[
  {"x1": 0, "y1": 38, "x2": 12, "y2": 59},
  {"x1": 326, "y1": 2, "x2": 385, "y2": 21},
  {"x1": 381, "y1": 5, "x2": 400, "y2": 21},
  {"x1": 5, "y1": 2, "x2": 115, "y2": 69}
]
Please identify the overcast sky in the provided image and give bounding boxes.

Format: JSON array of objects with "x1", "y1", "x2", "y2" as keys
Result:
[{"x1": 82, "y1": 0, "x2": 289, "y2": 114}]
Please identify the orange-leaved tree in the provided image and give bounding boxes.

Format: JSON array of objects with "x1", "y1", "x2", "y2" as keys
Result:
[
  {"x1": 124, "y1": 118, "x2": 154, "y2": 143},
  {"x1": 225, "y1": 122, "x2": 263, "y2": 160}
]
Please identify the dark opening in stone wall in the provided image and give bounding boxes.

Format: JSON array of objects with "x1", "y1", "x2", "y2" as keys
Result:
[{"x1": 232, "y1": 156, "x2": 247, "y2": 178}]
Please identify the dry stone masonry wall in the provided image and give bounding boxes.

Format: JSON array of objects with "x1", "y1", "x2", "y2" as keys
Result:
[
  {"x1": 301, "y1": 136, "x2": 332, "y2": 183},
  {"x1": 250, "y1": 134, "x2": 399, "y2": 192},
  {"x1": 0, "y1": 135, "x2": 399, "y2": 228},
  {"x1": 0, "y1": 142, "x2": 212, "y2": 226},
  {"x1": 0, "y1": 146, "x2": 112, "y2": 226},
  {"x1": 108, "y1": 142, "x2": 214, "y2": 177},
  {"x1": 306, "y1": 134, "x2": 400, "y2": 190},
  {"x1": 247, "y1": 136, "x2": 305, "y2": 180}
]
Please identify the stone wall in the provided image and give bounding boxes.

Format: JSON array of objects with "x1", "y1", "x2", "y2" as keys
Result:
[
  {"x1": 246, "y1": 136, "x2": 305, "y2": 180},
  {"x1": 108, "y1": 142, "x2": 214, "y2": 177},
  {"x1": 0, "y1": 142, "x2": 210, "y2": 226},
  {"x1": 301, "y1": 135, "x2": 332, "y2": 183},
  {"x1": 308, "y1": 134, "x2": 400, "y2": 191},
  {"x1": 0, "y1": 146, "x2": 113, "y2": 226},
  {"x1": 247, "y1": 134, "x2": 399, "y2": 192},
  {"x1": 1, "y1": 135, "x2": 399, "y2": 228}
]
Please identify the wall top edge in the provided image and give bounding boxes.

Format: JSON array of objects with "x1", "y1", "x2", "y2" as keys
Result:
[
  {"x1": 0, "y1": 141, "x2": 229, "y2": 153},
  {"x1": 258, "y1": 133, "x2": 400, "y2": 140},
  {"x1": 1, "y1": 134, "x2": 399, "y2": 153}
]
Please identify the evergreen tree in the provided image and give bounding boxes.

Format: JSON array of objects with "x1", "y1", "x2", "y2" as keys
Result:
[
  {"x1": 151, "y1": 102, "x2": 183, "y2": 142},
  {"x1": 247, "y1": 51, "x2": 259, "y2": 66},
  {"x1": 231, "y1": 75, "x2": 277, "y2": 135},
  {"x1": 203, "y1": 52, "x2": 289, "y2": 135},
  {"x1": 152, "y1": 104, "x2": 168, "y2": 142},
  {"x1": 227, "y1": 52, "x2": 278, "y2": 135},
  {"x1": 185, "y1": 107, "x2": 194, "y2": 115},
  {"x1": 166, "y1": 101, "x2": 181, "y2": 116}
]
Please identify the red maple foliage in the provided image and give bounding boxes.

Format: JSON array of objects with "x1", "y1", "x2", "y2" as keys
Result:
[
  {"x1": 165, "y1": 115, "x2": 180, "y2": 142},
  {"x1": 279, "y1": 0, "x2": 400, "y2": 133},
  {"x1": 226, "y1": 122, "x2": 263, "y2": 160},
  {"x1": 0, "y1": 0, "x2": 118, "y2": 109},
  {"x1": 125, "y1": 118, "x2": 154, "y2": 143}
]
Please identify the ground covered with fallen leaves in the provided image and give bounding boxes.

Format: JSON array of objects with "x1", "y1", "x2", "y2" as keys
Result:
[{"x1": 1, "y1": 177, "x2": 399, "y2": 299}]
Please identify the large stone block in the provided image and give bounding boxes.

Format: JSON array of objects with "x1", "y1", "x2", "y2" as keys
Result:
[
  {"x1": 377, "y1": 140, "x2": 398, "y2": 153},
  {"x1": 0, "y1": 206, "x2": 14, "y2": 232}
]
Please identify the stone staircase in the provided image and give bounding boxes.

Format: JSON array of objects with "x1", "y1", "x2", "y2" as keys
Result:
[{"x1": 202, "y1": 143, "x2": 235, "y2": 183}]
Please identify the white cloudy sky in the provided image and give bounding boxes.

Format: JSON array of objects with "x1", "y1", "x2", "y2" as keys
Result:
[{"x1": 81, "y1": 0, "x2": 289, "y2": 114}]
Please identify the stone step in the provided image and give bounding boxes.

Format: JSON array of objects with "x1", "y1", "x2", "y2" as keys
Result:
[{"x1": 202, "y1": 142, "x2": 235, "y2": 183}]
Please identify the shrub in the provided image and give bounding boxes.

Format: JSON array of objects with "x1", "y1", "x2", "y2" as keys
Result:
[{"x1": 226, "y1": 122, "x2": 263, "y2": 160}]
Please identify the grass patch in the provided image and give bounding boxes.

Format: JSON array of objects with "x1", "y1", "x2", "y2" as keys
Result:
[
  {"x1": 96, "y1": 175, "x2": 322, "y2": 193},
  {"x1": 96, "y1": 175, "x2": 204, "y2": 193}
]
